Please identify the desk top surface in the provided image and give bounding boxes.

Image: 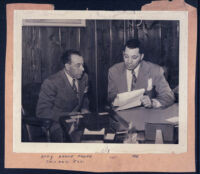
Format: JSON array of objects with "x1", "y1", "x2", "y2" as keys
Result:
[
  {"x1": 116, "y1": 104, "x2": 178, "y2": 130},
  {"x1": 63, "y1": 104, "x2": 178, "y2": 142}
]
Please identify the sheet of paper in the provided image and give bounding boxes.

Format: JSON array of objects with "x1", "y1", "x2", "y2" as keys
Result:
[
  {"x1": 104, "y1": 133, "x2": 115, "y2": 140},
  {"x1": 70, "y1": 115, "x2": 83, "y2": 119},
  {"x1": 166, "y1": 116, "x2": 179, "y2": 124},
  {"x1": 83, "y1": 128, "x2": 105, "y2": 135},
  {"x1": 113, "y1": 89, "x2": 144, "y2": 108},
  {"x1": 98, "y1": 112, "x2": 109, "y2": 115},
  {"x1": 115, "y1": 95, "x2": 142, "y2": 111}
]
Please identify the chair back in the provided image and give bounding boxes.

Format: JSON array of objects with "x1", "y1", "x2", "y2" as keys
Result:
[
  {"x1": 22, "y1": 83, "x2": 41, "y2": 116},
  {"x1": 22, "y1": 83, "x2": 47, "y2": 142}
]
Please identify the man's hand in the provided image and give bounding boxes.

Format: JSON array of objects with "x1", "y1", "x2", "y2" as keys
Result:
[
  {"x1": 81, "y1": 108, "x2": 90, "y2": 114},
  {"x1": 141, "y1": 95, "x2": 152, "y2": 108}
]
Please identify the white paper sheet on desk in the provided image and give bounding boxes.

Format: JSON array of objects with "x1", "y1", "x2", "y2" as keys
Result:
[
  {"x1": 83, "y1": 128, "x2": 105, "y2": 135},
  {"x1": 166, "y1": 116, "x2": 179, "y2": 124},
  {"x1": 113, "y1": 88, "x2": 145, "y2": 111}
]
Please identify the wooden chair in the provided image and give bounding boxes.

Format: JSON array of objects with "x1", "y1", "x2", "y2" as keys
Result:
[{"x1": 22, "y1": 83, "x2": 54, "y2": 142}]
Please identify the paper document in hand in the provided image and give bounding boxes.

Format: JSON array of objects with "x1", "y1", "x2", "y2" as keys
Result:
[
  {"x1": 113, "y1": 88, "x2": 145, "y2": 111},
  {"x1": 116, "y1": 98, "x2": 142, "y2": 111}
]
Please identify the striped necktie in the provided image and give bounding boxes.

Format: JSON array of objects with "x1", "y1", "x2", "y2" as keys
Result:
[
  {"x1": 72, "y1": 78, "x2": 78, "y2": 93},
  {"x1": 131, "y1": 70, "x2": 137, "y2": 91}
]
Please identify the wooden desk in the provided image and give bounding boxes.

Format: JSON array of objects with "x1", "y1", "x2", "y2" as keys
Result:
[
  {"x1": 116, "y1": 104, "x2": 178, "y2": 131},
  {"x1": 61, "y1": 104, "x2": 178, "y2": 143},
  {"x1": 116, "y1": 104, "x2": 178, "y2": 143}
]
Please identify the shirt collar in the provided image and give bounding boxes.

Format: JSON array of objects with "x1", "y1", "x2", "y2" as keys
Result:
[
  {"x1": 126, "y1": 64, "x2": 141, "y2": 78},
  {"x1": 64, "y1": 69, "x2": 75, "y2": 85}
]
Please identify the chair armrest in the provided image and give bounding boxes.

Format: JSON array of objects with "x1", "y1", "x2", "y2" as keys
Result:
[
  {"x1": 22, "y1": 117, "x2": 53, "y2": 129},
  {"x1": 59, "y1": 116, "x2": 73, "y2": 132}
]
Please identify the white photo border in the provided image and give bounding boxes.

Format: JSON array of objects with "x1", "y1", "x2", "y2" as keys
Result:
[{"x1": 13, "y1": 10, "x2": 188, "y2": 154}]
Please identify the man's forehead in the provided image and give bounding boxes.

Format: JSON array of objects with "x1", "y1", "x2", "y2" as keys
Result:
[
  {"x1": 70, "y1": 54, "x2": 83, "y2": 64},
  {"x1": 124, "y1": 47, "x2": 140, "y2": 54}
]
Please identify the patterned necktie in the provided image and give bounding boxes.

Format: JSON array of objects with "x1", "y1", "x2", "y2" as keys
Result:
[
  {"x1": 72, "y1": 78, "x2": 78, "y2": 93},
  {"x1": 131, "y1": 70, "x2": 137, "y2": 91}
]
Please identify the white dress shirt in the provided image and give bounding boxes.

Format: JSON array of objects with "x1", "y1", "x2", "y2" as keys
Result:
[
  {"x1": 64, "y1": 71, "x2": 78, "y2": 91},
  {"x1": 126, "y1": 64, "x2": 140, "y2": 92}
]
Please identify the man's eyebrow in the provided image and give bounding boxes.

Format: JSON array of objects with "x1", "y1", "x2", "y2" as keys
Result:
[{"x1": 124, "y1": 54, "x2": 138, "y2": 56}]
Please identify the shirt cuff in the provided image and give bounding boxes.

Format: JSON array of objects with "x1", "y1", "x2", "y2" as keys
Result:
[{"x1": 152, "y1": 99, "x2": 162, "y2": 108}]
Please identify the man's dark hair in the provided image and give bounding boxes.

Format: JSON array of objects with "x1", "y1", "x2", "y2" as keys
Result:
[
  {"x1": 123, "y1": 39, "x2": 143, "y2": 53},
  {"x1": 61, "y1": 49, "x2": 81, "y2": 64}
]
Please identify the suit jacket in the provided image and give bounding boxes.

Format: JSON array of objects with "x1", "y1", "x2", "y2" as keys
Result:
[
  {"x1": 108, "y1": 60, "x2": 175, "y2": 107},
  {"x1": 36, "y1": 69, "x2": 89, "y2": 124}
]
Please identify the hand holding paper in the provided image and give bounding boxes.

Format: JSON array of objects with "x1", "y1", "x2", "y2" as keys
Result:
[
  {"x1": 113, "y1": 88, "x2": 145, "y2": 111},
  {"x1": 140, "y1": 95, "x2": 152, "y2": 108}
]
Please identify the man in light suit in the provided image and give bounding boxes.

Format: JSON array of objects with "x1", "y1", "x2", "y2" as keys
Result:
[
  {"x1": 36, "y1": 49, "x2": 89, "y2": 142},
  {"x1": 108, "y1": 39, "x2": 175, "y2": 108}
]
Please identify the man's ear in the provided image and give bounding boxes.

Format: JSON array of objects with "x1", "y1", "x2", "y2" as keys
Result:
[{"x1": 65, "y1": 63, "x2": 70, "y2": 70}]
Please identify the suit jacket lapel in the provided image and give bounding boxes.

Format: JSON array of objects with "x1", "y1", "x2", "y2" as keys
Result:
[
  {"x1": 60, "y1": 69, "x2": 82, "y2": 112},
  {"x1": 77, "y1": 79, "x2": 84, "y2": 100},
  {"x1": 121, "y1": 63, "x2": 128, "y2": 92},
  {"x1": 135, "y1": 61, "x2": 149, "y2": 90},
  {"x1": 60, "y1": 69, "x2": 77, "y2": 96},
  {"x1": 73, "y1": 76, "x2": 86, "y2": 112}
]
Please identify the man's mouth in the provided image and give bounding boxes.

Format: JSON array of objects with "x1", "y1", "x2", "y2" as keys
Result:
[
  {"x1": 77, "y1": 73, "x2": 83, "y2": 78},
  {"x1": 126, "y1": 64, "x2": 135, "y2": 69}
]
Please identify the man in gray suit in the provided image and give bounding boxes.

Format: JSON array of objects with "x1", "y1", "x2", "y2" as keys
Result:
[
  {"x1": 36, "y1": 49, "x2": 89, "y2": 142},
  {"x1": 108, "y1": 39, "x2": 175, "y2": 108}
]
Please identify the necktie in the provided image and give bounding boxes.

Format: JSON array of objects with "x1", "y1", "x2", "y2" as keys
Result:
[
  {"x1": 72, "y1": 79, "x2": 77, "y2": 93},
  {"x1": 131, "y1": 70, "x2": 137, "y2": 91}
]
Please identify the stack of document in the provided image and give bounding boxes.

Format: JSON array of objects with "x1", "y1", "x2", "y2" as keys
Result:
[
  {"x1": 113, "y1": 88, "x2": 145, "y2": 111},
  {"x1": 83, "y1": 128, "x2": 105, "y2": 135},
  {"x1": 82, "y1": 128, "x2": 105, "y2": 142}
]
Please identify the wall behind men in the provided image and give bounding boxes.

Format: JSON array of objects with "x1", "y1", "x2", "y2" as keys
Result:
[{"x1": 22, "y1": 20, "x2": 179, "y2": 112}]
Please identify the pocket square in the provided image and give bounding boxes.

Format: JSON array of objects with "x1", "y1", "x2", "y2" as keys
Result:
[{"x1": 147, "y1": 78, "x2": 152, "y2": 91}]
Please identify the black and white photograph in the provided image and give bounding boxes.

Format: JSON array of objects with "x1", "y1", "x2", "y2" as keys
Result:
[{"x1": 13, "y1": 11, "x2": 188, "y2": 153}]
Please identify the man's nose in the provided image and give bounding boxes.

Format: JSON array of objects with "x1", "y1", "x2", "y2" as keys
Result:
[
  {"x1": 127, "y1": 58, "x2": 133, "y2": 63},
  {"x1": 80, "y1": 65, "x2": 84, "y2": 71}
]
